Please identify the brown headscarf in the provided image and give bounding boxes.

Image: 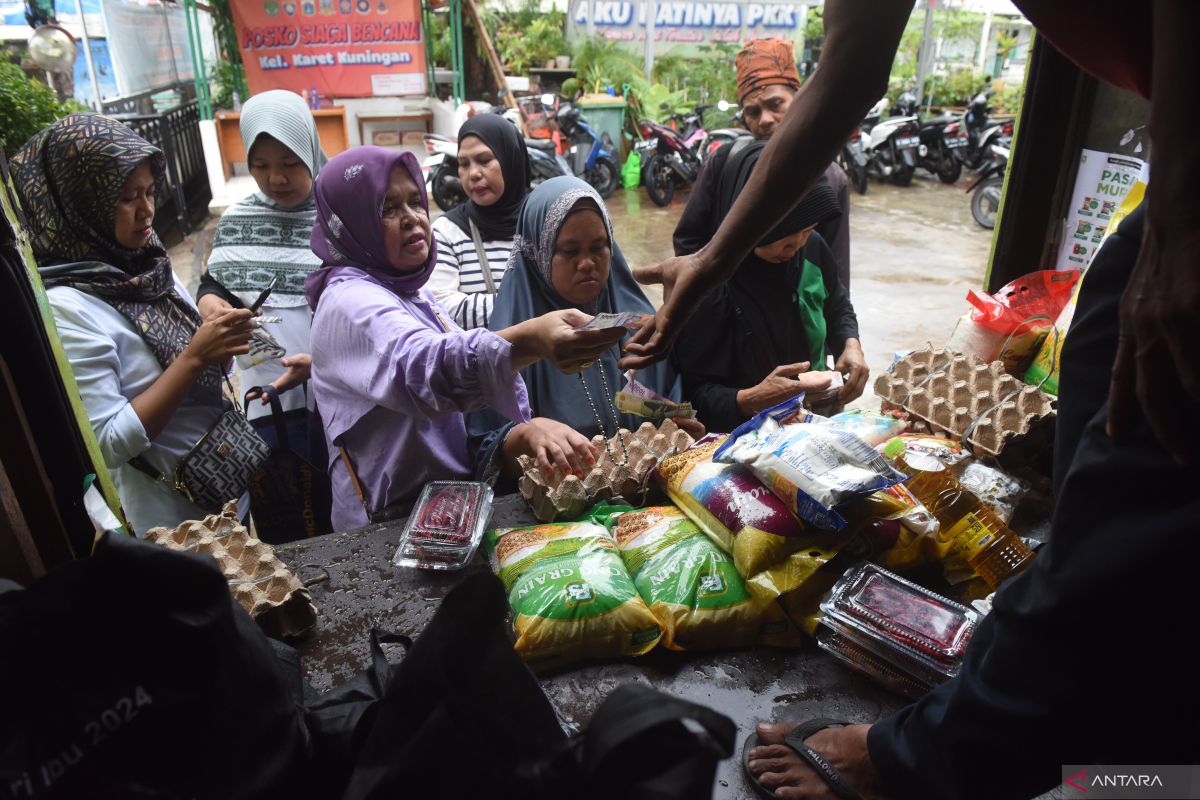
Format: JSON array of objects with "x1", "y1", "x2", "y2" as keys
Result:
[{"x1": 735, "y1": 38, "x2": 802, "y2": 103}]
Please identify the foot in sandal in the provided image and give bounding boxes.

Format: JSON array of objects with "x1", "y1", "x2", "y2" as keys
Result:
[{"x1": 744, "y1": 719, "x2": 890, "y2": 800}]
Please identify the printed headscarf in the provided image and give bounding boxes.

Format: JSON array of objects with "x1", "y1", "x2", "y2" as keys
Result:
[
  {"x1": 735, "y1": 38, "x2": 802, "y2": 104},
  {"x1": 443, "y1": 114, "x2": 531, "y2": 241},
  {"x1": 11, "y1": 112, "x2": 167, "y2": 274},
  {"x1": 11, "y1": 113, "x2": 221, "y2": 407},
  {"x1": 484, "y1": 176, "x2": 679, "y2": 437},
  {"x1": 305, "y1": 147, "x2": 437, "y2": 309}
]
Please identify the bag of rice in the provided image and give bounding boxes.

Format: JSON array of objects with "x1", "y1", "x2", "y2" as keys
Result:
[
  {"x1": 604, "y1": 505, "x2": 763, "y2": 651},
  {"x1": 715, "y1": 397, "x2": 907, "y2": 531},
  {"x1": 655, "y1": 436, "x2": 849, "y2": 614},
  {"x1": 484, "y1": 521, "x2": 662, "y2": 665}
]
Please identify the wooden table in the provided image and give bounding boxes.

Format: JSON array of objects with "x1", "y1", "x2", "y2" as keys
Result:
[
  {"x1": 214, "y1": 107, "x2": 350, "y2": 179},
  {"x1": 274, "y1": 493, "x2": 905, "y2": 799}
]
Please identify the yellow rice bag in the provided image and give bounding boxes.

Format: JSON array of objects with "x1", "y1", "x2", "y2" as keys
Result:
[
  {"x1": 609, "y1": 506, "x2": 764, "y2": 651},
  {"x1": 484, "y1": 521, "x2": 662, "y2": 665}
]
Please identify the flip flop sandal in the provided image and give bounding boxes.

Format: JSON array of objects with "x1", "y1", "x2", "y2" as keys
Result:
[{"x1": 742, "y1": 718, "x2": 862, "y2": 800}]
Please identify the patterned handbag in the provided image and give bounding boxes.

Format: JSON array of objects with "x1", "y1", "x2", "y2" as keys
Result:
[{"x1": 132, "y1": 401, "x2": 270, "y2": 514}]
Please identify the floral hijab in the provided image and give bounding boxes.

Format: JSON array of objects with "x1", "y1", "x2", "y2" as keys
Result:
[
  {"x1": 304, "y1": 147, "x2": 438, "y2": 309},
  {"x1": 12, "y1": 113, "x2": 221, "y2": 406}
]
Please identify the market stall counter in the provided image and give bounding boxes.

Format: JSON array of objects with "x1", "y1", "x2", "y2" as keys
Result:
[{"x1": 275, "y1": 492, "x2": 906, "y2": 799}]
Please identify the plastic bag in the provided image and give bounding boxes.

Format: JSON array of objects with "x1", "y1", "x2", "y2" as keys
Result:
[
  {"x1": 827, "y1": 409, "x2": 909, "y2": 447},
  {"x1": 655, "y1": 435, "x2": 847, "y2": 616},
  {"x1": 1024, "y1": 274, "x2": 1085, "y2": 395},
  {"x1": 714, "y1": 398, "x2": 907, "y2": 531},
  {"x1": 956, "y1": 462, "x2": 1030, "y2": 525},
  {"x1": 946, "y1": 269, "x2": 1081, "y2": 375},
  {"x1": 604, "y1": 505, "x2": 764, "y2": 651},
  {"x1": 621, "y1": 150, "x2": 642, "y2": 189},
  {"x1": 484, "y1": 521, "x2": 662, "y2": 665}
]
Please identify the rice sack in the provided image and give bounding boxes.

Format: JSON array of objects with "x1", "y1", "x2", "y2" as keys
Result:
[
  {"x1": 485, "y1": 521, "x2": 662, "y2": 665},
  {"x1": 655, "y1": 436, "x2": 849, "y2": 615},
  {"x1": 608, "y1": 506, "x2": 763, "y2": 651}
]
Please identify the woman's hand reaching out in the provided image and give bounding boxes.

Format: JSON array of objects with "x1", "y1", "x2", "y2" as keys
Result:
[
  {"x1": 736, "y1": 361, "x2": 832, "y2": 418},
  {"x1": 503, "y1": 417, "x2": 597, "y2": 477}
]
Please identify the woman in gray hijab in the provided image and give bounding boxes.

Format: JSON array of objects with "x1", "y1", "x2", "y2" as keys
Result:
[
  {"x1": 472, "y1": 177, "x2": 701, "y2": 479},
  {"x1": 198, "y1": 89, "x2": 327, "y2": 463}
]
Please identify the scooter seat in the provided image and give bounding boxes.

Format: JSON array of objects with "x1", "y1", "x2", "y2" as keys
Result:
[
  {"x1": 524, "y1": 138, "x2": 557, "y2": 151},
  {"x1": 921, "y1": 115, "x2": 959, "y2": 127}
]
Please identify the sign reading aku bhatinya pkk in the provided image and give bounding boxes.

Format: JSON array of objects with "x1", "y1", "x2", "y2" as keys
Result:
[
  {"x1": 566, "y1": 0, "x2": 805, "y2": 49},
  {"x1": 230, "y1": 0, "x2": 426, "y2": 98}
]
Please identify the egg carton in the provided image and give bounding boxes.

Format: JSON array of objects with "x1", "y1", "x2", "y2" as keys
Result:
[
  {"x1": 517, "y1": 419, "x2": 695, "y2": 522},
  {"x1": 874, "y1": 347, "x2": 1056, "y2": 463},
  {"x1": 145, "y1": 501, "x2": 318, "y2": 640}
]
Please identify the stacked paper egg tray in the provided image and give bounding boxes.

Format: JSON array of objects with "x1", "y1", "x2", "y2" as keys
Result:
[
  {"x1": 874, "y1": 347, "x2": 1056, "y2": 463},
  {"x1": 518, "y1": 419, "x2": 695, "y2": 522},
  {"x1": 145, "y1": 501, "x2": 318, "y2": 640}
]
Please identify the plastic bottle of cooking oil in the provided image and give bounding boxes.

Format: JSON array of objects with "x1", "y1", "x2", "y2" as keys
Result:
[{"x1": 883, "y1": 440, "x2": 1033, "y2": 589}]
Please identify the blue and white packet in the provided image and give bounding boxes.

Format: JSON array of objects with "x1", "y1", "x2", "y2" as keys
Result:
[{"x1": 713, "y1": 397, "x2": 907, "y2": 531}]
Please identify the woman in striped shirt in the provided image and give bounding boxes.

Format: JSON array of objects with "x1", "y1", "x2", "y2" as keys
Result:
[{"x1": 428, "y1": 115, "x2": 530, "y2": 329}]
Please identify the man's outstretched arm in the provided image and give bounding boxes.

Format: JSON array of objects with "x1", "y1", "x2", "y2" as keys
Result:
[{"x1": 622, "y1": 0, "x2": 911, "y2": 368}]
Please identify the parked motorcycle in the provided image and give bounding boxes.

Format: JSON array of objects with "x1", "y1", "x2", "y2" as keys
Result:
[
  {"x1": 959, "y1": 89, "x2": 1014, "y2": 172},
  {"x1": 860, "y1": 98, "x2": 921, "y2": 186},
  {"x1": 554, "y1": 102, "x2": 621, "y2": 198},
  {"x1": 894, "y1": 92, "x2": 966, "y2": 184},
  {"x1": 422, "y1": 117, "x2": 570, "y2": 212},
  {"x1": 838, "y1": 126, "x2": 869, "y2": 195},
  {"x1": 637, "y1": 117, "x2": 706, "y2": 207},
  {"x1": 422, "y1": 133, "x2": 465, "y2": 212},
  {"x1": 967, "y1": 142, "x2": 1010, "y2": 229},
  {"x1": 665, "y1": 99, "x2": 744, "y2": 163}
]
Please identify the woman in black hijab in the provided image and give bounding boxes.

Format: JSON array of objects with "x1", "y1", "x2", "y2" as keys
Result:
[
  {"x1": 672, "y1": 139, "x2": 867, "y2": 433},
  {"x1": 428, "y1": 114, "x2": 532, "y2": 329}
]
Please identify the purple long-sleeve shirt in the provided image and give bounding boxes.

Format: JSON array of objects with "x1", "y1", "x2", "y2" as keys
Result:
[{"x1": 310, "y1": 267, "x2": 530, "y2": 530}]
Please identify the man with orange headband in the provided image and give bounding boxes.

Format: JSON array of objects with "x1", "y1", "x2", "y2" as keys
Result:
[{"x1": 673, "y1": 38, "x2": 852, "y2": 289}]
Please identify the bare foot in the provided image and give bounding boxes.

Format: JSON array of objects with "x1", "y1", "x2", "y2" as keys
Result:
[{"x1": 747, "y1": 721, "x2": 889, "y2": 799}]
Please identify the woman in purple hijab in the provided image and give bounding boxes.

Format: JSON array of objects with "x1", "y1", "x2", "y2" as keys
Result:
[{"x1": 306, "y1": 147, "x2": 623, "y2": 529}]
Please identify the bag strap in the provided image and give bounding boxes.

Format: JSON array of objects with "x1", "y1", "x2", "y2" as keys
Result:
[
  {"x1": 339, "y1": 445, "x2": 374, "y2": 520},
  {"x1": 244, "y1": 385, "x2": 289, "y2": 451},
  {"x1": 468, "y1": 218, "x2": 497, "y2": 295},
  {"x1": 582, "y1": 687, "x2": 735, "y2": 770}
]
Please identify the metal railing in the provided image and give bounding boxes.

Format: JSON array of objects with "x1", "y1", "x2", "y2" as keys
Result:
[
  {"x1": 102, "y1": 82, "x2": 197, "y2": 118},
  {"x1": 114, "y1": 100, "x2": 210, "y2": 243}
]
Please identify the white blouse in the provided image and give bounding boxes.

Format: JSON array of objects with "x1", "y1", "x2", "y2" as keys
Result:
[{"x1": 47, "y1": 274, "x2": 245, "y2": 535}]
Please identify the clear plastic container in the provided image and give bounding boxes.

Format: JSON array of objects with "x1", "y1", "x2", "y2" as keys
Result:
[
  {"x1": 392, "y1": 481, "x2": 494, "y2": 571},
  {"x1": 821, "y1": 563, "x2": 979, "y2": 679}
]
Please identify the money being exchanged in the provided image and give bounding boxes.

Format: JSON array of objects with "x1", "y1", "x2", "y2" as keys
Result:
[
  {"x1": 616, "y1": 370, "x2": 696, "y2": 421},
  {"x1": 575, "y1": 311, "x2": 651, "y2": 332}
]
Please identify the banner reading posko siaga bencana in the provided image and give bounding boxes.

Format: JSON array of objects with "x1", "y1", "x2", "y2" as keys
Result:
[{"x1": 230, "y1": 0, "x2": 426, "y2": 98}]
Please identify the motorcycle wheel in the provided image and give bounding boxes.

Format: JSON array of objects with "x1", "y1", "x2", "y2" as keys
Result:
[
  {"x1": 971, "y1": 175, "x2": 1004, "y2": 229},
  {"x1": 937, "y1": 155, "x2": 962, "y2": 184},
  {"x1": 839, "y1": 151, "x2": 868, "y2": 195},
  {"x1": 890, "y1": 164, "x2": 914, "y2": 187},
  {"x1": 588, "y1": 157, "x2": 620, "y2": 199},
  {"x1": 431, "y1": 169, "x2": 465, "y2": 212},
  {"x1": 530, "y1": 158, "x2": 561, "y2": 188},
  {"x1": 644, "y1": 154, "x2": 676, "y2": 207}
]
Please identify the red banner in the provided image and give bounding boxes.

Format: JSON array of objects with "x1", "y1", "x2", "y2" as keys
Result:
[{"x1": 230, "y1": 0, "x2": 427, "y2": 98}]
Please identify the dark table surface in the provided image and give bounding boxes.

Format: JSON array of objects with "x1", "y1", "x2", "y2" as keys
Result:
[{"x1": 275, "y1": 493, "x2": 906, "y2": 799}]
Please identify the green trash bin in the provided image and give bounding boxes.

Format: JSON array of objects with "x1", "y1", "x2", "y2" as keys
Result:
[{"x1": 577, "y1": 95, "x2": 628, "y2": 162}]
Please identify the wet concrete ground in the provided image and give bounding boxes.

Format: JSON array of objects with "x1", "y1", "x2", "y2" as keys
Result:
[{"x1": 170, "y1": 171, "x2": 992, "y2": 405}]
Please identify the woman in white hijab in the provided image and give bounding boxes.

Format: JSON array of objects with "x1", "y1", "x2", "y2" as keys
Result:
[{"x1": 197, "y1": 89, "x2": 327, "y2": 464}]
